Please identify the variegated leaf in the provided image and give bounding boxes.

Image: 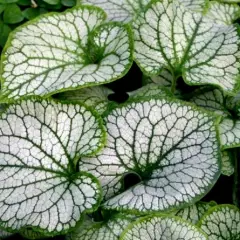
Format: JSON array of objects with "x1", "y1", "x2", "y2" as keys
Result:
[
  {"x1": 198, "y1": 204, "x2": 240, "y2": 240},
  {"x1": 133, "y1": 0, "x2": 240, "y2": 94},
  {"x1": 0, "y1": 98, "x2": 105, "y2": 234},
  {"x1": 120, "y1": 214, "x2": 207, "y2": 240},
  {"x1": 0, "y1": 6, "x2": 133, "y2": 100},
  {"x1": 80, "y1": 97, "x2": 221, "y2": 213}
]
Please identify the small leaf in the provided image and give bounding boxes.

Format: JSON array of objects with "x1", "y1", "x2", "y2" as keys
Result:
[
  {"x1": 205, "y1": 2, "x2": 240, "y2": 25},
  {"x1": 128, "y1": 84, "x2": 172, "y2": 99},
  {"x1": 175, "y1": 201, "x2": 217, "y2": 224},
  {"x1": 216, "y1": 0, "x2": 240, "y2": 2},
  {"x1": 22, "y1": 8, "x2": 41, "y2": 20},
  {"x1": 80, "y1": 97, "x2": 221, "y2": 213},
  {"x1": 147, "y1": 69, "x2": 173, "y2": 88},
  {"x1": 67, "y1": 214, "x2": 133, "y2": 240},
  {"x1": 54, "y1": 86, "x2": 113, "y2": 115},
  {"x1": 80, "y1": 0, "x2": 151, "y2": 22},
  {"x1": 189, "y1": 88, "x2": 229, "y2": 116},
  {"x1": 17, "y1": 0, "x2": 31, "y2": 6},
  {"x1": 120, "y1": 214, "x2": 207, "y2": 240},
  {"x1": 20, "y1": 228, "x2": 45, "y2": 239},
  {"x1": 3, "y1": 4, "x2": 24, "y2": 24},
  {"x1": 0, "y1": 4, "x2": 6, "y2": 14},
  {"x1": 43, "y1": 0, "x2": 60, "y2": 4},
  {"x1": 133, "y1": 0, "x2": 240, "y2": 94},
  {"x1": 221, "y1": 150, "x2": 234, "y2": 176},
  {"x1": 61, "y1": 0, "x2": 76, "y2": 7},
  {"x1": 0, "y1": 0, "x2": 18, "y2": 3},
  {"x1": 180, "y1": 0, "x2": 207, "y2": 11},
  {"x1": 0, "y1": 21, "x2": 11, "y2": 48},
  {"x1": 0, "y1": 229, "x2": 13, "y2": 238},
  {"x1": 0, "y1": 6, "x2": 133, "y2": 100},
  {"x1": 0, "y1": 98, "x2": 105, "y2": 234},
  {"x1": 219, "y1": 118, "x2": 240, "y2": 149},
  {"x1": 198, "y1": 204, "x2": 240, "y2": 240}
]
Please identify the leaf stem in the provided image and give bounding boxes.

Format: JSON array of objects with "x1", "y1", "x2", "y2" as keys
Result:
[
  {"x1": 171, "y1": 72, "x2": 178, "y2": 94},
  {"x1": 233, "y1": 149, "x2": 240, "y2": 208}
]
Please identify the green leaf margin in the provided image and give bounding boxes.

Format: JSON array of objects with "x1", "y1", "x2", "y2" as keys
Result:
[
  {"x1": 0, "y1": 5, "x2": 134, "y2": 102},
  {"x1": 0, "y1": 96, "x2": 106, "y2": 236}
]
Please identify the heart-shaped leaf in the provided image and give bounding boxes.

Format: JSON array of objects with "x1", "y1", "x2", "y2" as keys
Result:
[
  {"x1": 120, "y1": 214, "x2": 207, "y2": 240},
  {"x1": 205, "y1": 2, "x2": 240, "y2": 25},
  {"x1": 0, "y1": 6, "x2": 133, "y2": 100},
  {"x1": 80, "y1": 97, "x2": 221, "y2": 213},
  {"x1": 54, "y1": 86, "x2": 113, "y2": 115},
  {"x1": 133, "y1": 0, "x2": 240, "y2": 93},
  {"x1": 66, "y1": 214, "x2": 133, "y2": 240},
  {"x1": 198, "y1": 204, "x2": 240, "y2": 240},
  {"x1": 0, "y1": 98, "x2": 105, "y2": 234},
  {"x1": 175, "y1": 201, "x2": 217, "y2": 224}
]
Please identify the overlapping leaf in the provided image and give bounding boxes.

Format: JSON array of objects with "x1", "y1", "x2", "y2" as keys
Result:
[
  {"x1": 198, "y1": 204, "x2": 240, "y2": 240},
  {"x1": 67, "y1": 214, "x2": 133, "y2": 240},
  {"x1": 133, "y1": 0, "x2": 240, "y2": 93},
  {"x1": 80, "y1": 97, "x2": 221, "y2": 213},
  {"x1": 221, "y1": 150, "x2": 234, "y2": 176},
  {"x1": 180, "y1": 0, "x2": 207, "y2": 11},
  {"x1": 80, "y1": 0, "x2": 151, "y2": 23},
  {"x1": 120, "y1": 214, "x2": 207, "y2": 240},
  {"x1": 0, "y1": 98, "x2": 105, "y2": 234},
  {"x1": 219, "y1": 118, "x2": 240, "y2": 149},
  {"x1": 54, "y1": 86, "x2": 113, "y2": 115},
  {"x1": 0, "y1": 229, "x2": 13, "y2": 239},
  {"x1": 175, "y1": 201, "x2": 217, "y2": 224},
  {"x1": 20, "y1": 228, "x2": 45, "y2": 239},
  {"x1": 0, "y1": 6, "x2": 133, "y2": 100},
  {"x1": 205, "y1": 2, "x2": 240, "y2": 25},
  {"x1": 80, "y1": 0, "x2": 207, "y2": 23},
  {"x1": 145, "y1": 69, "x2": 173, "y2": 88},
  {"x1": 189, "y1": 88, "x2": 229, "y2": 116},
  {"x1": 128, "y1": 84, "x2": 172, "y2": 100}
]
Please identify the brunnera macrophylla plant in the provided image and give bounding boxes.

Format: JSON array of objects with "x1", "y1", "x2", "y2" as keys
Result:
[{"x1": 0, "y1": 0, "x2": 240, "y2": 239}]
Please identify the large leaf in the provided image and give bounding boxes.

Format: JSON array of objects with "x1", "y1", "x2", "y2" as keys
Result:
[
  {"x1": 54, "y1": 86, "x2": 113, "y2": 115},
  {"x1": 0, "y1": 98, "x2": 105, "y2": 234},
  {"x1": 0, "y1": 6, "x2": 133, "y2": 101},
  {"x1": 80, "y1": 97, "x2": 221, "y2": 213},
  {"x1": 120, "y1": 214, "x2": 207, "y2": 240},
  {"x1": 133, "y1": 0, "x2": 240, "y2": 94},
  {"x1": 175, "y1": 201, "x2": 217, "y2": 224},
  {"x1": 66, "y1": 214, "x2": 133, "y2": 240},
  {"x1": 198, "y1": 204, "x2": 240, "y2": 240}
]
